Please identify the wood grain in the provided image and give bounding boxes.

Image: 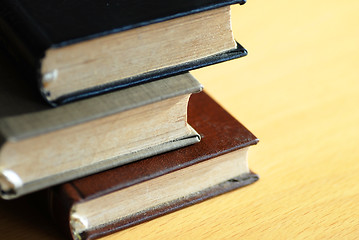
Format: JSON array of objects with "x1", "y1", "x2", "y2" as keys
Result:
[{"x1": 1, "y1": 0, "x2": 359, "y2": 239}]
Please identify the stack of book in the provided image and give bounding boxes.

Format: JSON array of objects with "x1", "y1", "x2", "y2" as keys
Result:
[{"x1": 0, "y1": 1, "x2": 259, "y2": 239}]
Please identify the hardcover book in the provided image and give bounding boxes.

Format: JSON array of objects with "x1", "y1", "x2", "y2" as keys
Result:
[
  {"x1": 0, "y1": 0, "x2": 247, "y2": 105},
  {"x1": 0, "y1": 52, "x2": 202, "y2": 199},
  {"x1": 46, "y1": 92, "x2": 259, "y2": 240}
]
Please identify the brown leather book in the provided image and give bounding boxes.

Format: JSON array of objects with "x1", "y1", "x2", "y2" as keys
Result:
[{"x1": 47, "y1": 92, "x2": 259, "y2": 240}]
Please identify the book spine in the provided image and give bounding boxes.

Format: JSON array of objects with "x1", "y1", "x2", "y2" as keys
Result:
[
  {"x1": 47, "y1": 183, "x2": 82, "y2": 240},
  {"x1": 0, "y1": 0, "x2": 49, "y2": 62},
  {"x1": 0, "y1": 0, "x2": 50, "y2": 104}
]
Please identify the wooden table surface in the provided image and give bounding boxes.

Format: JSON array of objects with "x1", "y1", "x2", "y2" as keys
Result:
[{"x1": 2, "y1": 0, "x2": 359, "y2": 239}]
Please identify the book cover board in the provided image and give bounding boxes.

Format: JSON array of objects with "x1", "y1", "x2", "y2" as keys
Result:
[
  {"x1": 0, "y1": 0, "x2": 246, "y2": 50},
  {"x1": 47, "y1": 92, "x2": 259, "y2": 240}
]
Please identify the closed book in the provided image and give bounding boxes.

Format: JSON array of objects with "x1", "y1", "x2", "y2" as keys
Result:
[
  {"x1": 0, "y1": 0, "x2": 247, "y2": 105},
  {"x1": 46, "y1": 91, "x2": 259, "y2": 240},
  {"x1": 0, "y1": 51, "x2": 202, "y2": 199}
]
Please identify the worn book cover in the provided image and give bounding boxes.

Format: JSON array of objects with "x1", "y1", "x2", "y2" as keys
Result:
[
  {"x1": 46, "y1": 92, "x2": 259, "y2": 240},
  {"x1": 0, "y1": 0, "x2": 247, "y2": 104},
  {"x1": 0, "y1": 51, "x2": 202, "y2": 199}
]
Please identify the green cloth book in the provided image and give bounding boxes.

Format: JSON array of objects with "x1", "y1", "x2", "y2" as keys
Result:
[{"x1": 0, "y1": 52, "x2": 202, "y2": 199}]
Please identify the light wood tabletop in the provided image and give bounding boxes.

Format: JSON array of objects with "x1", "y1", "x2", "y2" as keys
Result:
[{"x1": 2, "y1": 0, "x2": 359, "y2": 239}]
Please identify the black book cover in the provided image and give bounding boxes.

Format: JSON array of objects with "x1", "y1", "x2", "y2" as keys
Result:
[
  {"x1": 0, "y1": 0, "x2": 247, "y2": 105},
  {"x1": 1, "y1": 0, "x2": 246, "y2": 51}
]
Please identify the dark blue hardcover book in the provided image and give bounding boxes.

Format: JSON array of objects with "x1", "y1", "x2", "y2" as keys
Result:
[{"x1": 0, "y1": 0, "x2": 247, "y2": 105}]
